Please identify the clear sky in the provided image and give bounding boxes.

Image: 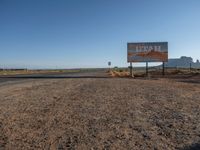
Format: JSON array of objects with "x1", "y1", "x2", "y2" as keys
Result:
[{"x1": 0, "y1": 0, "x2": 200, "y2": 69}]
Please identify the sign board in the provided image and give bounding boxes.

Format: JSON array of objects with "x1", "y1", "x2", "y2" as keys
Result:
[
  {"x1": 108, "y1": 61, "x2": 111, "y2": 66},
  {"x1": 127, "y1": 42, "x2": 168, "y2": 62}
]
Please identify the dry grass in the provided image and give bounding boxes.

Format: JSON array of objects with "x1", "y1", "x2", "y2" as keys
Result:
[
  {"x1": 109, "y1": 68, "x2": 200, "y2": 78},
  {"x1": 109, "y1": 70, "x2": 130, "y2": 78}
]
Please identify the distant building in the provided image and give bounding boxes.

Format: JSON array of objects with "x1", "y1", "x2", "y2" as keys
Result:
[{"x1": 165, "y1": 56, "x2": 200, "y2": 68}]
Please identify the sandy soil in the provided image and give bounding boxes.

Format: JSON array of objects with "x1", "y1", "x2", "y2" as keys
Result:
[{"x1": 0, "y1": 77, "x2": 200, "y2": 150}]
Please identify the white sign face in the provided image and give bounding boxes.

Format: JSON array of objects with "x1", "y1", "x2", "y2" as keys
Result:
[{"x1": 127, "y1": 42, "x2": 168, "y2": 62}]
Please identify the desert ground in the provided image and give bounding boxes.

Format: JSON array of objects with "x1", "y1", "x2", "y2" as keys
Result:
[{"x1": 0, "y1": 70, "x2": 200, "y2": 150}]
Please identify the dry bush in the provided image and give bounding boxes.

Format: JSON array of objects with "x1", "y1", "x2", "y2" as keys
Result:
[{"x1": 109, "y1": 70, "x2": 130, "y2": 77}]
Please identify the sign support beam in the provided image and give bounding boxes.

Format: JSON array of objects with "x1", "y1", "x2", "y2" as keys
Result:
[
  {"x1": 146, "y1": 62, "x2": 148, "y2": 76},
  {"x1": 130, "y1": 62, "x2": 133, "y2": 77},
  {"x1": 162, "y1": 62, "x2": 165, "y2": 76}
]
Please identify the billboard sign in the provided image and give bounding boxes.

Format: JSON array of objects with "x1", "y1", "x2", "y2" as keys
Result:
[{"x1": 127, "y1": 42, "x2": 168, "y2": 62}]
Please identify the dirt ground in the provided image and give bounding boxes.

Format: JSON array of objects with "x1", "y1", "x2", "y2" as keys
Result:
[{"x1": 0, "y1": 76, "x2": 200, "y2": 149}]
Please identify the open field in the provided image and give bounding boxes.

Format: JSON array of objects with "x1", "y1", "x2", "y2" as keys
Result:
[
  {"x1": 0, "y1": 69, "x2": 83, "y2": 76},
  {"x1": 0, "y1": 70, "x2": 200, "y2": 149}
]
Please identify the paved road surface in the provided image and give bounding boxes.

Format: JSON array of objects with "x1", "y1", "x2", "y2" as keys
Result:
[{"x1": 0, "y1": 70, "x2": 108, "y2": 85}]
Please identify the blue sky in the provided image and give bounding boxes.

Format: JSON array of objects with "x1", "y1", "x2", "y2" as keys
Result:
[{"x1": 0, "y1": 0, "x2": 200, "y2": 69}]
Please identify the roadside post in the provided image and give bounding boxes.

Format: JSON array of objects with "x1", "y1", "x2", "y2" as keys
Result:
[
  {"x1": 108, "y1": 61, "x2": 111, "y2": 71},
  {"x1": 189, "y1": 63, "x2": 192, "y2": 72}
]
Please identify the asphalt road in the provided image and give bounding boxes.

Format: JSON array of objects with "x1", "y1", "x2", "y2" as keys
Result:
[{"x1": 0, "y1": 70, "x2": 109, "y2": 85}]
